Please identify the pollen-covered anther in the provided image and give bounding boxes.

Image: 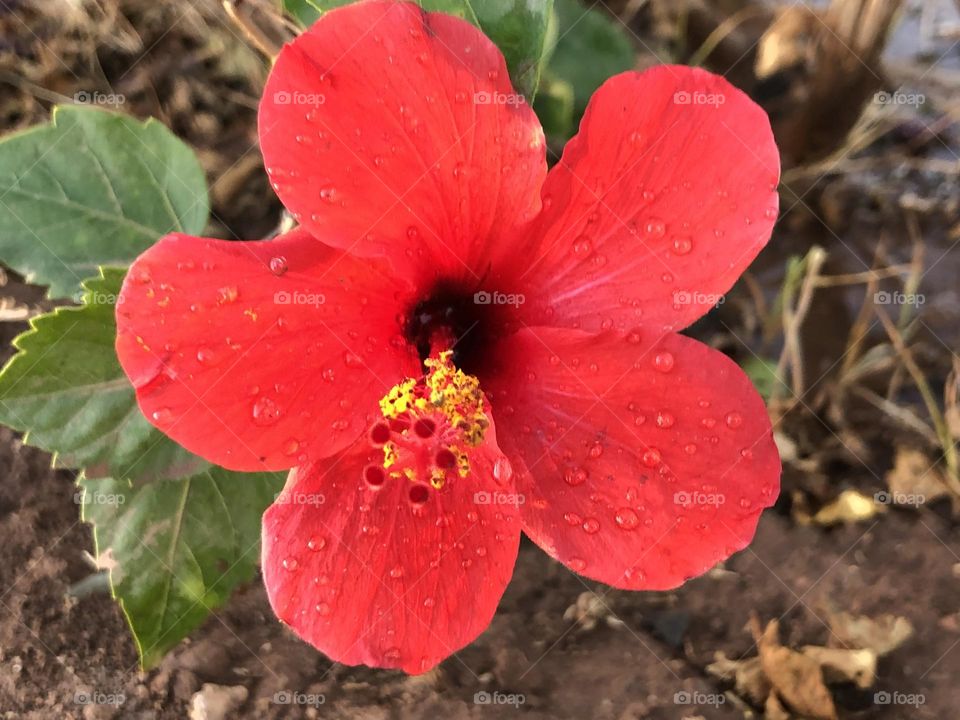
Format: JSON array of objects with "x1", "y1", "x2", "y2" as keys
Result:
[{"x1": 365, "y1": 351, "x2": 487, "y2": 493}]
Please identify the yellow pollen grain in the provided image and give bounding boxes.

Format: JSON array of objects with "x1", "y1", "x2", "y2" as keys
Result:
[{"x1": 377, "y1": 351, "x2": 488, "y2": 484}]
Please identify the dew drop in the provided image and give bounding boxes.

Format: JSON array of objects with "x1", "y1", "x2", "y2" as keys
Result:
[
  {"x1": 582, "y1": 517, "x2": 600, "y2": 534},
  {"x1": 269, "y1": 256, "x2": 288, "y2": 275},
  {"x1": 653, "y1": 352, "x2": 675, "y2": 372},
  {"x1": 315, "y1": 602, "x2": 331, "y2": 616},
  {"x1": 615, "y1": 508, "x2": 640, "y2": 530},
  {"x1": 196, "y1": 346, "x2": 219, "y2": 366},
  {"x1": 644, "y1": 218, "x2": 666, "y2": 237},
  {"x1": 252, "y1": 396, "x2": 282, "y2": 426},
  {"x1": 671, "y1": 236, "x2": 692, "y2": 255},
  {"x1": 655, "y1": 411, "x2": 675, "y2": 429},
  {"x1": 641, "y1": 448, "x2": 662, "y2": 467},
  {"x1": 151, "y1": 407, "x2": 172, "y2": 424},
  {"x1": 572, "y1": 235, "x2": 592, "y2": 256},
  {"x1": 493, "y1": 457, "x2": 513, "y2": 484},
  {"x1": 389, "y1": 566, "x2": 404, "y2": 579},
  {"x1": 283, "y1": 438, "x2": 300, "y2": 456},
  {"x1": 306, "y1": 536, "x2": 326, "y2": 551},
  {"x1": 725, "y1": 412, "x2": 743, "y2": 429},
  {"x1": 564, "y1": 467, "x2": 588, "y2": 486},
  {"x1": 282, "y1": 557, "x2": 298, "y2": 571},
  {"x1": 568, "y1": 557, "x2": 587, "y2": 572}
]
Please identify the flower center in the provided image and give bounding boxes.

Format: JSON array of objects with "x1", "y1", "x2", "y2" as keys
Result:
[
  {"x1": 364, "y1": 351, "x2": 488, "y2": 498},
  {"x1": 403, "y1": 282, "x2": 516, "y2": 375}
]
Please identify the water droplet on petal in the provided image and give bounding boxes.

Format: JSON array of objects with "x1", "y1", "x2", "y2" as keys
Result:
[
  {"x1": 196, "y1": 347, "x2": 219, "y2": 366},
  {"x1": 671, "y1": 236, "x2": 692, "y2": 255},
  {"x1": 151, "y1": 407, "x2": 172, "y2": 424},
  {"x1": 615, "y1": 508, "x2": 640, "y2": 530},
  {"x1": 252, "y1": 396, "x2": 282, "y2": 426},
  {"x1": 653, "y1": 352, "x2": 675, "y2": 372},
  {"x1": 282, "y1": 557, "x2": 298, "y2": 571},
  {"x1": 572, "y1": 235, "x2": 592, "y2": 256},
  {"x1": 655, "y1": 411, "x2": 675, "y2": 428},
  {"x1": 644, "y1": 218, "x2": 666, "y2": 237},
  {"x1": 725, "y1": 412, "x2": 743, "y2": 429},
  {"x1": 642, "y1": 448, "x2": 661, "y2": 467},
  {"x1": 269, "y1": 256, "x2": 288, "y2": 275},
  {"x1": 582, "y1": 517, "x2": 600, "y2": 534}
]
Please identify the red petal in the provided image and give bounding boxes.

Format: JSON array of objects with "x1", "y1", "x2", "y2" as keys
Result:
[
  {"x1": 520, "y1": 66, "x2": 780, "y2": 333},
  {"x1": 486, "y1": 327, "x2": 780, "y2": 590},
  {"x1": 261, "y1": 433, "x2": 521, "y2": 673},
  {"x1": 259, "y1": 0, "x2": 546, "y2": 285},
  {"x1": 116, "y1": 228, "x2": 420, "y2": 471}
]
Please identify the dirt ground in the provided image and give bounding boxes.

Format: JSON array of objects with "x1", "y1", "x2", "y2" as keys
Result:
[{"x1": 1, "y1": 0, "x2": 959, "y2": 718}]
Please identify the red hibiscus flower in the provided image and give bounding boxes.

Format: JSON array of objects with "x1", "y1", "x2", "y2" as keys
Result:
[{"x1": 116, "y1": 0, "x2": 781, "y2": 673}]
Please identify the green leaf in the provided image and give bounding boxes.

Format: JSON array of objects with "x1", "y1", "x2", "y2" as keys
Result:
[
  {"x1": 0, "y1": 268, "x2": 206, "y2": 482},
  {"x1": 452, "y1": 0, "x2": 554, "y2": 99},
  {"x1": 742, "y1": 355, "x2": 783, "y2": 400},
  {"x1": 547, "y1": 0, "x2": 634, "y2": 117},
  {"x1": 296, "y1": 0, "x2": 553, "y2": 99},
  {"x1": 0, "y1": 105, "x2": 208, "y2": 298},
  {"x1": 80, "y1": 468, "x2": 285, "y2": 668},
  {"x1": 532, "y1": 73, "x2": 576, "y2": 140},
  {"x1": 282, "y1": 0, "x2": 325, "y2": 26}
]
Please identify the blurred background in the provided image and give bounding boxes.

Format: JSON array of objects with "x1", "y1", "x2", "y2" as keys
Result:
[{"x1": 0, "y1": 0, "x2": 958, "y2": 718}]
